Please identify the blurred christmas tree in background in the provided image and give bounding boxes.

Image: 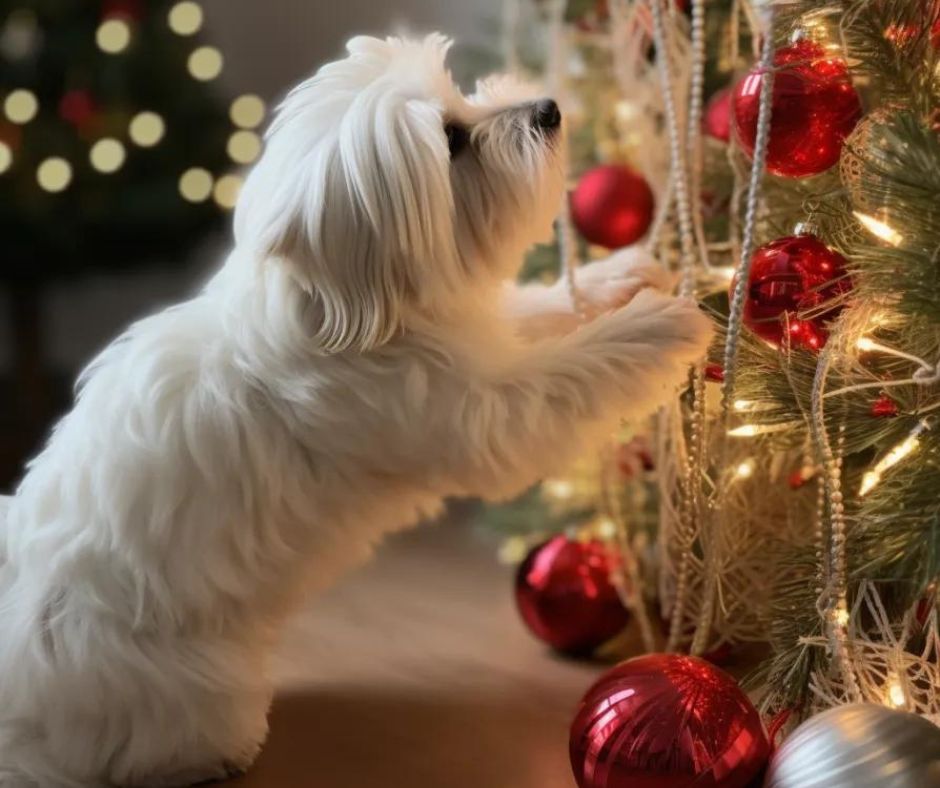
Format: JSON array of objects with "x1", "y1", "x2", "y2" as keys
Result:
[{"x1": 0, "y1": 0, "x2": 266, "y2": 472}]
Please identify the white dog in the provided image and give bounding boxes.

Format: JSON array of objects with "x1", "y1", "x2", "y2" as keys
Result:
[{"x1": 0, "y1": 35, "x2": 711, "y2": 787}]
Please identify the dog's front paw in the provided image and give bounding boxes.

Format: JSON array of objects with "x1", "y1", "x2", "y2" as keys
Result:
[{"x1": 574, "y1": 248, "x2": 676, "y2": 316}]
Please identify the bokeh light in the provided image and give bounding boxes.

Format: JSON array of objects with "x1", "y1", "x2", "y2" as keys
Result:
[
  {"x1": 129, "y1": 111, "x2": 165, "y2": 147},
  {"x1": 37, "y1": 157, "x2": 72, "y2": 192},
  {"x1": 187, "y1": 46, "x2": 223, "y2": 81},
  {"x1": 229, "y1": 95, "x2": 266, "y2": 129},
  {"x1": 90, "y1": 138, "x2": 126, "y2": 173},
  {"x1": 168, "y1": 1, "x2": 204, "y2": 36},
  {"x1": 0, "y1": 140, "x2": 11, "y2": 174},
  {"x1": 4, "y1": 89, "x2": 38, "y2": 124},
  {"x1": 96, "y1": 18, "x2": 132, "y2": 54},
  {"x1": 227, "y1": 130, "x2": 262, "y2": 164},
  {"x1": 178, "y1": 167, "x2": 213, "y2": 202},
  {"x1": 213, "y1": 174, "x2": 243, "y2": 210}
]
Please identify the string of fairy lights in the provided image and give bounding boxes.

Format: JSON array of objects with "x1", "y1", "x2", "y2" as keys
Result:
[{"x1": 0, "y1": 0, "x2": 267, "y2": 210}]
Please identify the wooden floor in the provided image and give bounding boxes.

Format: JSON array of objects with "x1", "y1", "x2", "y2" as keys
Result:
[{"x1": 224, "y1": 513, "x2": 606, "y2": 788}]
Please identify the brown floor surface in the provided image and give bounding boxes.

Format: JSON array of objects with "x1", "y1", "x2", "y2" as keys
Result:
[{"x1": 223, "y1": 515, "x2": 604, "y2": 788}]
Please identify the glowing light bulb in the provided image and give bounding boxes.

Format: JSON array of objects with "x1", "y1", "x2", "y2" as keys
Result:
[
  {"x1": 129, "y1": 111, "x2": 165, "y2": 147},
  {"x1": 0, "y1": 140, "x2": 11, "y2": 174},
  {"x1": 735, "y1": 459, "x2": 755, "y2": 479},
  {"x1": 543, "y1": 479, "x2": 574, "y2": 500},
  {"x1": 729, "y1": 424, "x2": 760, "y2": 438},
  {"x1": 36, "y1": 157, "x2": 72, "y2": 192},
  {"x1": 230, "y1": 94, "x2": 266, "y2": 129},
  {"x1": 178, "y1": 167, "x2": 213, "y2": 202},
  {"x1": 887, "y1": 680, "x2": 906, "y2": 708},
  {"x1": 859, "y1": 423, "x2": 926, "y2": 496},
  {"x1": 856, "y1": 336, "x2": 877, "y2": 352},
  {"x1": 212, "y1": 173, "x2": 242, "y2": 209},
  {"x1": 89, "y1": 138, "x2": 126, "y2": 173},
  {"x1": 4, "y1": 89, "x2": 38, "y2": 124},
  {"x1": 188, "y1": 46, "x2": 223, "y2": 81},
  {"x1": 168, "y1": 1, "x2": 203, "y2": 35},
  {"x1": 96, "y1": 18, "x2": 132, "y2": 54},
  {"x1": 854, "y1": 211, "x2": 903, "y2": 247},
  {"x1": 227, "y1": 130, "x2": 262, "y2": 164},
  {"x1": 833, "y1": 606, "x2": 850, "y2": 627}
]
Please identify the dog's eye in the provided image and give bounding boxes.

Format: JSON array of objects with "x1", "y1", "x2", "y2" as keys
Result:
[{"x1": 445, "y1": 123, "x2": 469, "y2": 158}]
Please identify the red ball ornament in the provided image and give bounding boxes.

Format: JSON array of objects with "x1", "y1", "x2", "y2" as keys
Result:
[
  {"x1": 733, "y1": 232, "x2": 851, "y2": 351},
  {"x1": 515, "y1": 535, "x2": 630, "y2": 655},
  {"x1": 732, "y1": 40, "x2": 862, "y2": 178},
  {"x1": 704, "y1": 88, "x2": 733, "y2": 143},
  {"x1": 871, "y1": 394, "x2": 900, "y2": 418},
  {"x1": 705, "y1": 363, "x2": 725, "y2": 383},
  {"x1": 570, "y1": 165, "x2": 655, "y2": 249},
  {"x1": 570, "y1": 654, "x2": 770, "y2": 788},
  {"x1": 59, "y1": 90, "x2": 98, "y2": 130}
]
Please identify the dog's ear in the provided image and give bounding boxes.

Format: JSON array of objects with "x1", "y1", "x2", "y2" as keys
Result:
[{"x1": 236, "y1": 86, "x2": 458, "y2": 354}]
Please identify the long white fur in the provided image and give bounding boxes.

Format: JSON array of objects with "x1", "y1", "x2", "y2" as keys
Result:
[{"x1": 0, "y1": 35, "x2": 712, "y2": 787}]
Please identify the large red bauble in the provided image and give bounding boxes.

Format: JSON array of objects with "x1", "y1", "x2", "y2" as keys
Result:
[
  {"x1": 704, "y1": 88, "x2": 733, "y2": 142},
  {"x1": 570, "y1": 165, "x2": 655, "y2": 249},
  {"x1": 732, "y1": 40, "x2": 862, "y2": 178},
  {"x1": 732, "y1": 233, "x2": 851, "y2": 351},
  {"x1": 570, "y1": 654, "x2": 770, "y2": 788},
  {"x1": 515, "y1": 535, "x2": 629, "y2": 655}
]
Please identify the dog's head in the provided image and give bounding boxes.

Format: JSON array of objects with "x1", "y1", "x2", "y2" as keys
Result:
[{"x1": 235, "y1": 34, "x2": 565, "y2": 353}]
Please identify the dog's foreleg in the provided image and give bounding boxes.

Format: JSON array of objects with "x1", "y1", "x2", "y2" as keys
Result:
[{"x1": 460, "y1": 288, "x2": 712, "y2": 500}]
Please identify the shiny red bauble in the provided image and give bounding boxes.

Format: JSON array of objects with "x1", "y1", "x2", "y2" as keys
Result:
[
  {"x1": 871, "y1": 394, "x2": 900, "y2": 418},
  {"x1": 704, "y1": 88, "x2": 733, "y2": 142},
  {"x1": 732, "y1": 233, "x2": 851, "y2": 351},
  {"x1": 570, "y1": 654, "x2": 770, "y2": 788},
  {"x1": 515, "y1": 536, "x2": 630, "y2": 655},
  {"x1": 733, "y1": 40, "x2": 862, "y2": 178},
  {"x1": 570, "y1": 165, "x2": 655, "y2": 249}
]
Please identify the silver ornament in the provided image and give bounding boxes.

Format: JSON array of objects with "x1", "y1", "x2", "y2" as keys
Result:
[{"x1": 765, "y1": 703, "x2": 940, "y2": 788}]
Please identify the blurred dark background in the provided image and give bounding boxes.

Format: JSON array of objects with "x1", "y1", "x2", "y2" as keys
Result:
[{"x1": 0, "y1": 0, "x2": 500, "y2": 490}]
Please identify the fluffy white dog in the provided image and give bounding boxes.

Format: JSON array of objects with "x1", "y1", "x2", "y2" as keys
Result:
[{"x1": 0, "y1": 34, "x2": 711, "y2": 787}]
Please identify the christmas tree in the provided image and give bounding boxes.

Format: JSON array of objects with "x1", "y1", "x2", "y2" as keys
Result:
[
  {"x1": 496, "y1": 0, "x2": 940, "y2": 781},
  {"x1": 0, "y1": 0, "x2": 265, "y2": 450}
]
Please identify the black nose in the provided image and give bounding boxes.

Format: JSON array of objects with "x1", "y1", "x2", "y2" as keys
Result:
[{"x1": 534, "y1": 98, "x2": 561, "y2": 130}]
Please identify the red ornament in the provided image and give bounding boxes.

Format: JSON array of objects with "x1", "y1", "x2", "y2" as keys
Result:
[
  {"x1": 101, "y1": 0, "x2": 144, "y2": 21},
  {"x1": 732, "y1": 40, "x2": 862, "y2": 178},
  {"x1": 570, "y1": 165, "x2": 655, "y2": 249},
  {"x1": 733, "y1": 233, "x2": 851, "y2": 351},
  {"x1": 788, "y1": 465, "x2": 816, "y2": 489},
  {"x1": 570, "y1": 654, "x2": 770, "y2": 788},
  {"x1": 871, "y1": 394, "x2": 900, "y2": 418},
  {"x1": 59, "y1": 90, "x2": 97, "y2": 130},
  {"x1": 705, "y1": 363, "x2": 725, "y2": 383},
  {"x1": 704, "y1": 88, "x2": 733, "y2": 142},
  {"x1": 515, "y1": 536, "x2": 630, "y2": 655}
]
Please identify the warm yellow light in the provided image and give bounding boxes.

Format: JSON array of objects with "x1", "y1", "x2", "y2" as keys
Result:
[
  {"x1": 859, "y1": 432, "x2": 922, "y2": 496},
  {"x1": 0, "y1": 141, "x2": 11, "y2": 174},
  {"x1": 213, "y1": 173, "x2": 243, "y2": 209},
  {"x1": 543, "y1": 479, "x2": 574, "y2": 500},
  {"x1": 887, "y1": 680, "x2": 906, "y2": 708},
  {"x1": 229, "y1": 94, "x2": 266, "y2": 129},
  {"x1": 833, "y1": 606, "x2": 850, "y2": 627},
  {"x1": 36, "y1": 157, "x2": 73, "y2": 192},
  {"x1": 96, "y1": 18, "x2": 132, "y2": 54},
  {"x1": 715, "y1": 266, "x2": 737, "y2": 283},
  {"x1": 188, "y1": 46, "x2": 223, "y2": 81},
  {"x1": 497, "y1": 536, "x2": 529, "y2": 565},
  {"x1": 733, "y1": 399, "x2": 754, "y2": 412},
  {"x1": 854, "y1": 211, "x2": 903, "y2": 247},
  {"x1": 178, "y1": 167, "x2": 213, "y2": 202},
  {"x1": 129, "y1": 111, "x2": 165, "y2": 147},
  {"x1": 596, "y1": 517, "x2": 618, "y2": 539},
  {"x1": 856, "y1": 336, "x2": 877, "y2": 352},
  {"x1": 167, "y1": 1, "x2": 203, "y2": 35},
  {"x1": 227, "y1": 130, "x2": 262, "y2": 164},
  {"x1": 89, "y1": 138, "x2": 126, "y2": 173},
  {"x1": 735, "y1": 459, "x2": 755, "y2": 479},
  {"x1": 4, "y1": 89, "x2": 38, "y2": 124},
  {"x1": 729, "y1": 424, "x2": 760, "y2": 438}
]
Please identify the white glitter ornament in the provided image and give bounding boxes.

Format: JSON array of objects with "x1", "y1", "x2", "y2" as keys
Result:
[{"x1": 765, "y1": 704, "x2": 940, "y2": 788}]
